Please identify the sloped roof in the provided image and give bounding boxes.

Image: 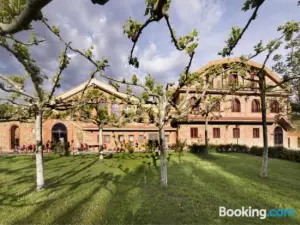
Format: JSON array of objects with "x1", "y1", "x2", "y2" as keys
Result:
[
  {"x1": 56, "y1": 78, "x2": 129, "y2": 100},
  {"x1": 196, "y1": 57, "x2": 289, "y2": 92}
]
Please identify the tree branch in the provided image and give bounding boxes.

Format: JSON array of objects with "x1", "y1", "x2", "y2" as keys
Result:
[
  {"x1": 164, "y1": 15, "x2": 184, "y2": 51},
  {"x1": 0, "y1": 74, "x2": 35, "y2": 99},
  {"x1": 0, "y1": 0, "x2": 52, "y2": 35},
  {"x1": 220, "y1": 0, "x2": 265, "y2": 56},
  {"x1": 47, "y1": 42, "x2": 70, "y2": 103}
]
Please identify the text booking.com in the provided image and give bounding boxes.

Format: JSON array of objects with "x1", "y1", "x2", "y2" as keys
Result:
[{"x1": 219, "y1": 206, "x2": 296, "y2": 220}]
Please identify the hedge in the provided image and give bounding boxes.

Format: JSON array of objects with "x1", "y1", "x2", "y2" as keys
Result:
[{"x1": 189, "y1": 144, "x2": 300, "y2": 163}]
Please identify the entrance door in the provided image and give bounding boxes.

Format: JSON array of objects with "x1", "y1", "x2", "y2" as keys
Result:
[
  {"x1": 10, "y1": 125, "x2": 20, "y2": 150},
  {"x1": 52, "y1": 123, "x2": 68, "y2": 143}
]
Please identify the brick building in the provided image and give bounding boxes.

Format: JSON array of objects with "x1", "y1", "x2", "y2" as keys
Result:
[{"x1": 1, "y1": 58, "x2": 299, "y2": 152}]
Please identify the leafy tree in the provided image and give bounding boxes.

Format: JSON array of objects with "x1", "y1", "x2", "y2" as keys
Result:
[
  {"x1": 221, "y1": 15, "x2": 300, "y2": 177},
  {"x1": 273, "y1": 34, "x2": 300, "y2": 117},
  {"x1": 0, "y1": 31, "x2": 104, "y2": 189},
  {"x1": 73, "y1": 88, "x2": 133, "y2": 160},
  {"x1": 0, "y1": 32, "x2": 72, "y2": 189},
  {"x1": 193, "y1": 95, "x2": 224, "y2": 156}
]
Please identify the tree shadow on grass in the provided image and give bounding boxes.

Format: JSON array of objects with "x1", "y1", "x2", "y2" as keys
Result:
[
  {"x1": 193, "y1": 152, "x2": 300, "y2": 196},
  {"x1": 3, "y1": 154, "x2": 300, "y2": 225},
  {"x1": 98, "y1": 158, "x2": 300, "y2": 225}
]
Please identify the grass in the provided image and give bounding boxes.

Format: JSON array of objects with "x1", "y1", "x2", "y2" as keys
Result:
[{"x1": 0, "y1": 152, "x2": 300, "y2": 225}]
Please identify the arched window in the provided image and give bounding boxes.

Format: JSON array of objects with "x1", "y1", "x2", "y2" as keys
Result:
[
  {"x1": 189, "y1": 97, "x2": 198, "y2": 111},
  {"x1": 52, "y1": 123, "x2": 68, "y2": 143},
  {"x1": 274, "y1": 126, "x2": 283, "y2": 146},
  {"x1": 229, "y1": 74, "x2": 239, "y2": 86},
  {"x1": 231, "y1": 98, "x2": 241, "y2": 112},
  {"x1": 212, "y1": 101, "x2": 221, "y2": 112},
  {"x1": 111, "y1": 104, "x2": 120, "y2": 118},
  {"x1": 251, "y1": 99, "x2": 261, "y2": 112},
  {"x1": 270, "y1": 100, "x2": 279, "y2": 113}
]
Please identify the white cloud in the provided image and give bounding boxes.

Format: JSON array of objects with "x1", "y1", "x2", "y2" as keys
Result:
[
  {"x1": 172, "y1": 0, "x2": 224, "y2": 34},
  {"x1": 139, "y1": 43, "x2": 189, "y2": 74}
]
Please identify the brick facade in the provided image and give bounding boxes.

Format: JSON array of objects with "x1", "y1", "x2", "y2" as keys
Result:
[{"x1": 1, "y1": 58, "x2": 299, "y2": 152}]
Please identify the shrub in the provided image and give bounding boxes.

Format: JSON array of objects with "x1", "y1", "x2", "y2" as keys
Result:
[
  {"x1": 145, "y1": 140, "x2": 159, "y2": 153},
  {"x1": 189, "y1": 144, "x2": 206, "y2": 154},
  {"x1": 249, "y1": 146, "x2": 263, "y2": 156},
  {"x1": 169, "y1": 140, "x2": 186, "y2": 152},
  {"x1": 216, "y1": 144, "x2": 249, "y2": 153},
  {"x1": 52, "y1": 142, "x2": 65, "y2": 155},
  {"x1": 144, "y1": 140, "x2": 160, "y2": 167},
  {"x1": 125, "y1": 142, "x2": 134, "y2": 154}
]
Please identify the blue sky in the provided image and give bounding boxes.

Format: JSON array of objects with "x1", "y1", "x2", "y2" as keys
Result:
[{"x1": 0, "y1": 0, "x2": 300, "y2": 94}]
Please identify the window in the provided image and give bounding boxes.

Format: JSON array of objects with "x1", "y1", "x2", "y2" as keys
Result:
[
  {"x1": 274, "y1": 127, "x2": 283, "y2": 145},
  {"x1": 233, "y1": 128, "x2": 240, "y2": 138},
  {"x1": 288, "y1": 138, "x2": 290, "y2": 148},
  {"x1": 190, "y1": 128, "x2": 198, "y2": 138},
  {"x1": 104, "y1": 135, "x2": 110, "y2": 144},
  {"x1": 251, "y1": 99, "x2": 261, "y2": 112},
  {"x1": 129, "y1": 135, "x2": 134, "y2": 142},
  {"x1": 138, "y1": 135, "x2": 144, "y2": 143},
  {"x1": 165, "y1": 135, "x2": 169, "y2": 142},
  {"x1": 124, "y1": 106, "x2": 130, "y2": 112},
  {"x1": 298, "y1": 137, "x2": 300, "y2": 148},
  {"x1": 253, "y1": 128, "x2": 260, "y2": 138},
  {"x1": 189, "y1": 97, "x2": 198, "y2": 111},
  {"x1": 111, "y1": 104, "x2": 120, "y2": 118},
  {"x1": 270, "y1": 100, "x2": 279, "y2": 113},
  {"x1": 99, "y1": 98, "x2": 105, "y2": 109},
  {"x1": 249, "y1": 74, "x2": 257, "y2": 89},
  {"x1": 212, "y1": 101, "x2": 220, "y2": 112},
  {"x1": 119, "y1": 135, "x2": 124, "y2": 142},
  {"x1": 149, "y1": 133, "x2": 158, "y2": 140},
  {"x1": 229, "y1": 74, "x2": 238, "y2": 86},
  {"x1": 206, "y1": 74, "x2": 213, "y2": 88},
  {"x1": 213, "y1": 128, "x2": 220, "y2": 138},
  {"x1": 231, "y1": 98, "x2": 241, "y2": 112},
  {"x1": 123, "y1": 105, "x2": 131, "y2": 118}
]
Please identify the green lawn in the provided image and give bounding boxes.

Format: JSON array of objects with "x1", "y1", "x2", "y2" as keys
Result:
[{"x1": 0, "y1": 152, "x2": 300, "y2": 225}]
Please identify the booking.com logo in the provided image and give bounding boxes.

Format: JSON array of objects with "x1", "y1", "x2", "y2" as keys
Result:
[{"x1": 219, "y1": 206, "x2": 296, "y2": 219}]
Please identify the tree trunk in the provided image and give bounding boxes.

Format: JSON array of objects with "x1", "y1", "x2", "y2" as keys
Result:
[
  {"x1": 98, "y1": 126, "x2": 104, "y2": 160},
  {"x1": 204, "y1": 115, "x2": 209, "y2": 156},
  {"x1": 159, "y1": 126, "x2": 167, "y2": 187},
  {"x1": 259, "y1": 76, "x2": 268, "y2": 177},
  {"x1": 35, "y1": 111, "x2": 45, "y2": 190}
]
